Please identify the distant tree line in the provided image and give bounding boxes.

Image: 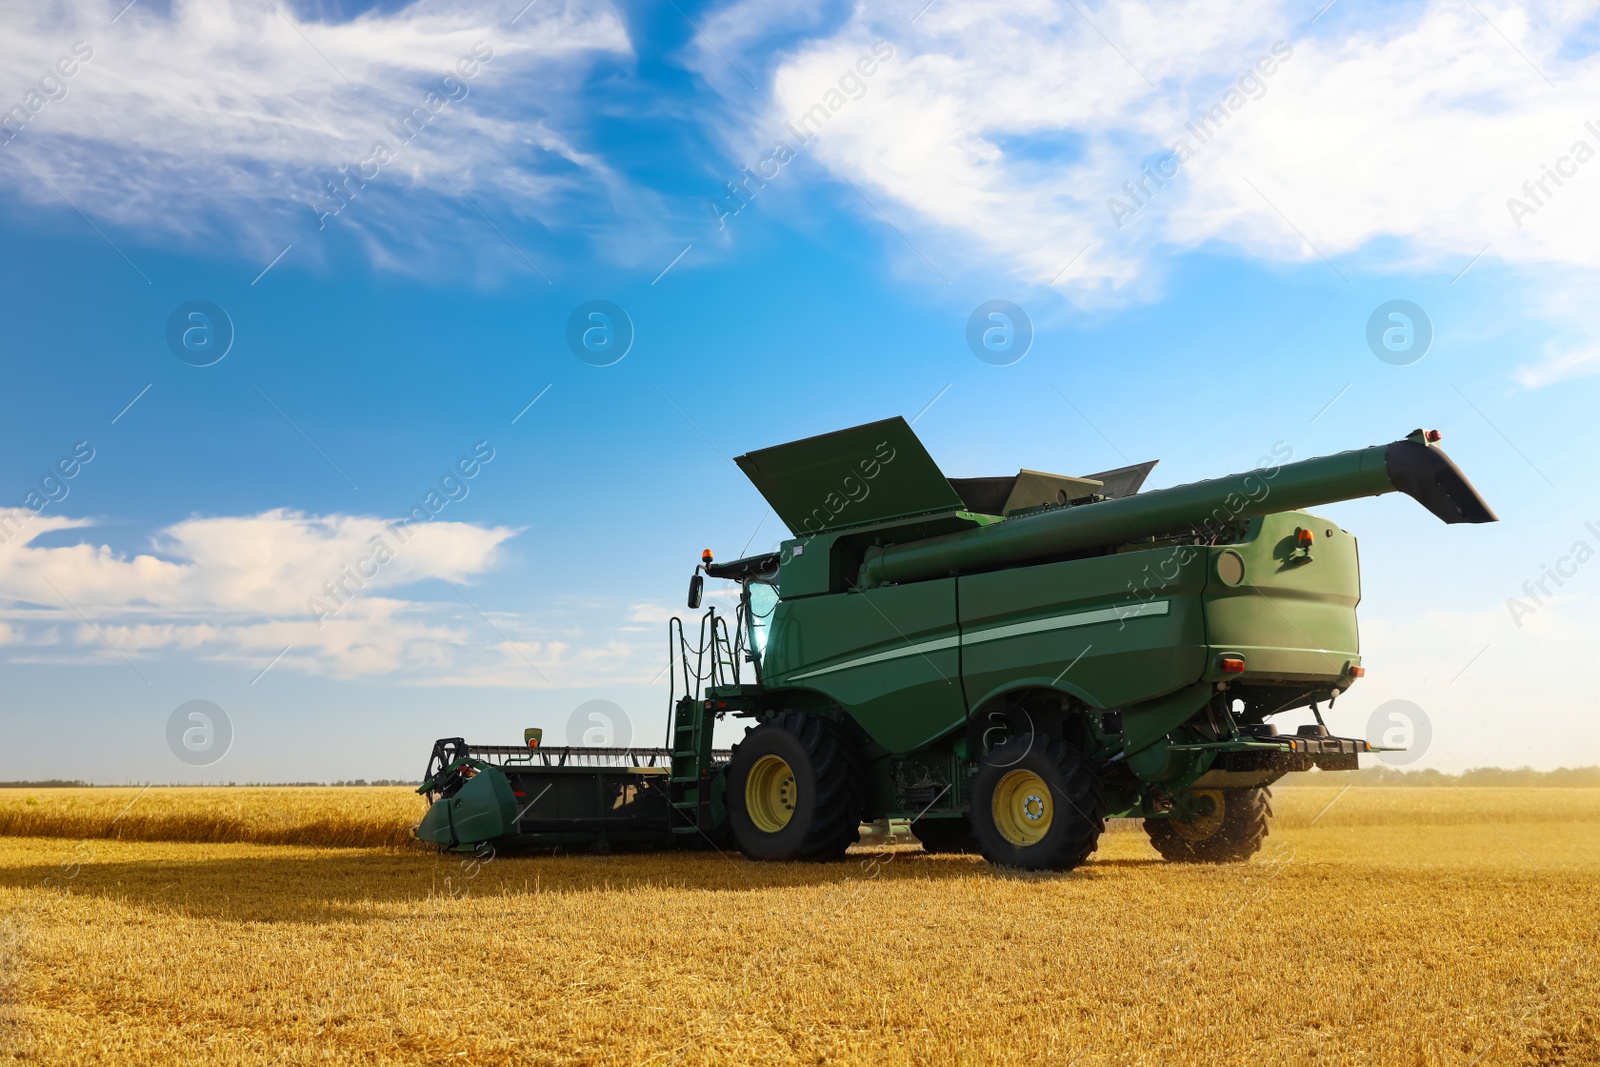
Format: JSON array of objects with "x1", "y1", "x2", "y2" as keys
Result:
[{"x1": 1286, "y1": 766, "x2": 1600, "y2": 787}]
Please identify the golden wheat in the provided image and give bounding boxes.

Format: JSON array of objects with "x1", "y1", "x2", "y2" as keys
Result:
[
  {"x1": 0, "y1": 787, "x2": 420, "y2": 849},
  {"x1": 1, "y1": 786, "x2": 1596, "y2": 1066}
]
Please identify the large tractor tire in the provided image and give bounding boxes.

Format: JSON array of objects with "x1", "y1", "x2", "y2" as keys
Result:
[
  {"x1": 727, "y1": 711, "x2": 865, "y2": 862},
  {"x1": 970, "y1": 734, "x2": 1105, "y2": 871},
  {"x1": 911, "y1": 817, "x2": 980, "y2": 855},
  {"x1": 1145, "y1": 787, "x2": 1273, "y2": 863}
]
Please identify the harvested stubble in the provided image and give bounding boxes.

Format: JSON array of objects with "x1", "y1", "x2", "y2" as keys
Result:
[{"x1": 0, "y1": 785, "x2": 1597, "y2": 1066}]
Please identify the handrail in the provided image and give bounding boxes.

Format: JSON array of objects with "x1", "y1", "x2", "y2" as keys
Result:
[{"x1": 664, "y1": 604, "x2": 752, "y2": 749}]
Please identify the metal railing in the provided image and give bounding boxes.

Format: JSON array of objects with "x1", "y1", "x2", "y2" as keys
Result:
[{"x1": 467, "y1": 744, "x2": 731, "y2": 769}]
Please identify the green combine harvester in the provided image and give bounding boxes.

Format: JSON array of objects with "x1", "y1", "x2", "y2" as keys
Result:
[{"x1": 417, "y1": 419, "x2": 1495, "y2": 870}]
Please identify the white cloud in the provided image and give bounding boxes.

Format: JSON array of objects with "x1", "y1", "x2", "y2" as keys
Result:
[
  {"x1": 627, "y1": 602, "x2": 677, "y2": 624},
  {"x1": 0, "y1": 0, "x2": 633, "y2": 268},
  {"x1": 704, "y1": 0, "x2": 1600, "y2": 380},
  {"x1": 0, "y1": 510, "x2": 659, "y2": 685},
  {"x1": 1512, "y1": 275, "x2": 1600, "y2": 385},
  {"x1": 0, "y1": 509, "x2": 513, "y2": 616},
  {"x1": 1516, "y1": 343, "x2": 1600, "y2": 386}
]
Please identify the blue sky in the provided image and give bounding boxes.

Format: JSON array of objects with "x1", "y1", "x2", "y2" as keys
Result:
[{"x1": 1, "y1": 0, "x2": 1597, "y2": 781}]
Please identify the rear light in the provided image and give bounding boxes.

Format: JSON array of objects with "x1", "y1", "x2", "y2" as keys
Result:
[
  {"x1": 1219, "y1": 655, "x2": 1246, "y2": 674},
  {"x1": 1349, "y1": 665, "x2": 1366, "y2": 678}
]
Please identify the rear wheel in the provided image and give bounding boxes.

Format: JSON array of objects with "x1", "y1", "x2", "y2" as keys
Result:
[
  {"x1": 911, "y1": 817, "x2": 979, "y2": 854},
  {"x1": 1145, "y1": 786, "x2": 1273, "y2": 863},
  {"x1": 970, "y1": 734, "x2": 1105, "y2": 871},
  {"x1": 727, "y1": 711, "x2": 865, "y2": 861}
]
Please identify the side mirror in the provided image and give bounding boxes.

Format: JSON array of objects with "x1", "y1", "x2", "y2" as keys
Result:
[{"x1": 687, "y1": 573, "x2": 704, "y2": 609}]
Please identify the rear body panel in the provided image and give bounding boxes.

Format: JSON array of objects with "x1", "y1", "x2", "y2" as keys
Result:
[{"x1": 1203, "y1": 512, "x2": 1361, "y2": 682}]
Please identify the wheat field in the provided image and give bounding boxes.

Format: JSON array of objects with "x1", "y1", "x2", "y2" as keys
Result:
[
  {"x1": 0, "y1": 786, "x2": 420, "y2": 849},
  {"x1": 1, "y1": 785, "x2": 1596, "y2": 1066}
]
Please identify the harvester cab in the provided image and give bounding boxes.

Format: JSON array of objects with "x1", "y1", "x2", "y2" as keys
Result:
[{"x1": 417, "y1": 418, "x2": 1495, "y2": 872}]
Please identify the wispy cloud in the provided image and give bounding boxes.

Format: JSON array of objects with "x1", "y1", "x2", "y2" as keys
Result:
[{"x1": 0, "y1": 0, "x2": 632, "y2": 270}]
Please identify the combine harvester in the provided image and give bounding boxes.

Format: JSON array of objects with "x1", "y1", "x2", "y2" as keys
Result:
[{"x1": 417, "y1": 418, "x2": 1495, "y2": 871}]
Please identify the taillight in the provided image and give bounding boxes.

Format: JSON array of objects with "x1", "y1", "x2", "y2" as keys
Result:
[{"x1": 1219, "y1": 655, "x2": 1246, "y2": 674}]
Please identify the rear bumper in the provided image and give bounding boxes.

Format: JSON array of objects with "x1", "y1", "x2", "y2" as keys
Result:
[
  {"x1": 1202, "y1": 646, "x2": 1362, "y2": 686},
  {"x1": 1177, "y1": 732, "x2": 1371, "y2": 788}
]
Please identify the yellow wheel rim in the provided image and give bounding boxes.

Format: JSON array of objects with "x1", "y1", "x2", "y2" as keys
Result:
[
  {"x1": 745, "y1": 754, "x2": 797, "y2": 833},
  {"x1": 991, "y1": 769, "x2": 1053, "y2": 847},
  {"x1": 1173, "y1": 789, "x2": 1226, "y2": 841}
]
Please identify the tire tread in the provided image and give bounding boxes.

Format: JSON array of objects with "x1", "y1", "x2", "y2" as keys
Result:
[
  {"x1": 970, "y1": 734, "x2": 1106, "y2": 872},
  {"x1": 1145, "y1": 786, "x2": 1273, "y2": 863},
  {"x1": 728, "y1": 711, "x2": 865, "y2": 861}
]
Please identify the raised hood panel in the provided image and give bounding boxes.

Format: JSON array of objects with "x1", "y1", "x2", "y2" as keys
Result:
[{"x1": 735, "y1": 417, "x2": 965, "y2": 536}]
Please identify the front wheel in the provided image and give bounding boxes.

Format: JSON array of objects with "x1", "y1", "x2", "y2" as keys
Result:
[
  {"x1": 970, "y1": 734, "x2": 1105, "y2": 871},
  {"x1": 1145, "y1": 787, "x2": 1272, "y2": 863},
  {"x1": 727, "y1": 711, "x2": 865, "y2": 862}
]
